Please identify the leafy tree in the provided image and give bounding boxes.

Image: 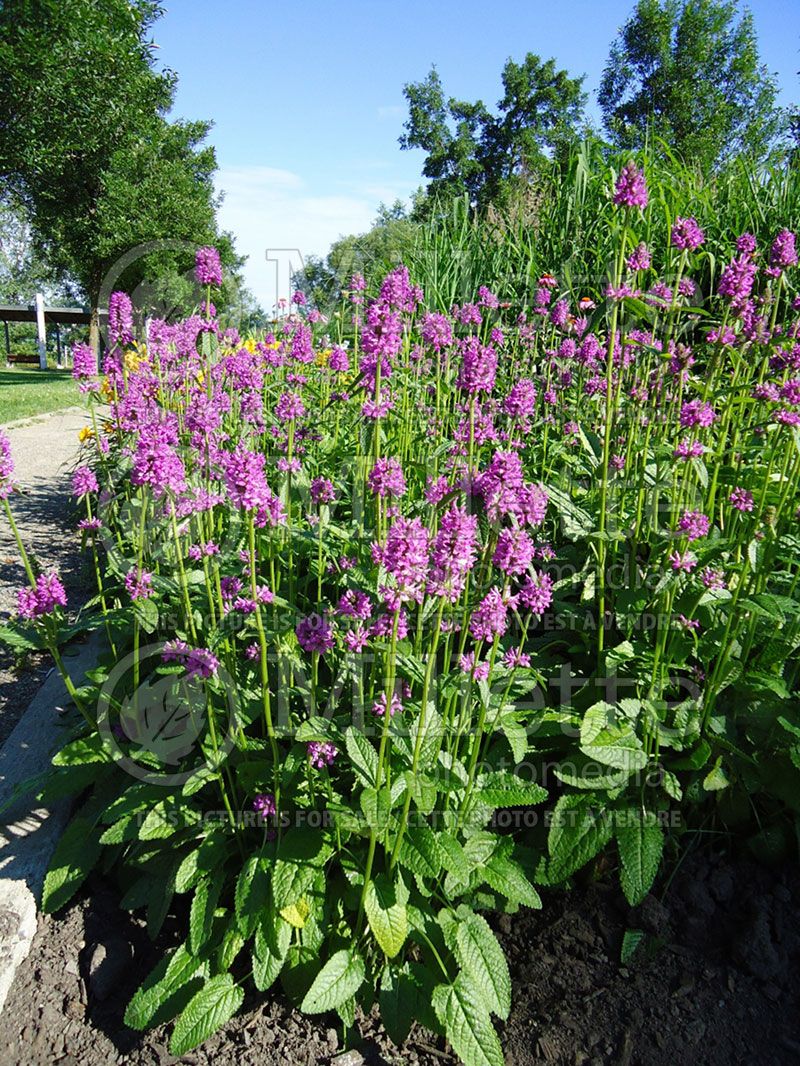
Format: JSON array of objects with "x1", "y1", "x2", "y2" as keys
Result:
[
  {"x1": 92, "y1": 117, "x2": 238, "y2": 315},
  {"x1": 599, "y1": 0, "x2": 783, "y2": 171},
  {"x1": 790, "y1": 64, "x2": 800, "y2": 163},
  {"x1": 0, "y1": 194, "x2": 81, "y2": 356},
  {"x1": 0, "y1": 0, "x2": 234, "y2": 347},
  {"x1": 479, "y1": 55, "x2": 588, "y2": 201},
  {"x1": 400, "y1": 71, "x2": 490, "y2": 202},
  {"x1": 400, "y1": 56, "x2": 586, "y2": 205},
  {"x1": 0, "y1": 195, "x2": 71, "y2": 304}
]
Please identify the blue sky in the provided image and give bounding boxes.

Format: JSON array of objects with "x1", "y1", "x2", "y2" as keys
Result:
[{"x1": 154, "y1": 0, "x2": 799, "y2": 305}]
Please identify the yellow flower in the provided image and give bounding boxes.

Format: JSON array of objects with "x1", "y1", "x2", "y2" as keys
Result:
[
  {"x1": 195, "y1": 369, "x2": 205, "y2": 385},
  {"x1": 314, "y1": 348, "x2": 332, "y2": 367},
  {"x1": 243, "y1": 337, "x2": 256, "y2": 354},
  {"x1": 123, "y1": 342, "x2": 150, "y2": 373},
  {"x1": 103, "y1": 420, "x2": 114, "y2": 435},
  {"x1": 78, "y1": 426, "x2": 94, "y2": 443},
  {"x1": 100, "y1": 378, "x2": 115, "y2": 401}
]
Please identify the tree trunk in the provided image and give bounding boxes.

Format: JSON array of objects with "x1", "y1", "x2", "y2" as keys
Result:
[
  {"x1": 89, "y1": 268, "x2": 103, "y2": 364},
  {"x1": 89, "y1": 303, "x2": 100, "y2": 367}
]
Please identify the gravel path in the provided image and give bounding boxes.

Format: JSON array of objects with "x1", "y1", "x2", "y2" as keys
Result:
[{"x1": 0, "y1": 407, "x2": 92, "y2": 744}]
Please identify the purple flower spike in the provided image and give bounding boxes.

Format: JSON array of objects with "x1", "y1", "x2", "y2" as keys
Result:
[
  {"x1": 0, "y1": 432, "x2": 15, "y2": 498},
  {"x1": 253, "y1": 792, "x2": 276, "y2": 819},
  {"x1": 108, "y1": 291, "x2": 134, "y2": 346},
  {"x1": 614, "y1": 161, "x2": 648, "y2": 209},
  {"x1": 195, "y1": 246, "x2": 223, "y2": 287},
  {"x1": 671, "y1": 217, "x2": 705, "y2": 252}
]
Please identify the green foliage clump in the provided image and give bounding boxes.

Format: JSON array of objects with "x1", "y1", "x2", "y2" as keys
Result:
[{"x1": 599, "y1": 0, "x2": 785, "y2": 172}]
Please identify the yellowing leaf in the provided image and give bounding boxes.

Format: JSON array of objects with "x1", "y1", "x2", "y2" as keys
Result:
[{"x1": 280, "y1": 898, "x2": 310, "y2": 928}]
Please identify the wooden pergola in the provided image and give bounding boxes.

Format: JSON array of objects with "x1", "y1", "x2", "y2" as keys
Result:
[{"x1": 0, "y1": 295, "x2": 106, "y2": 368}]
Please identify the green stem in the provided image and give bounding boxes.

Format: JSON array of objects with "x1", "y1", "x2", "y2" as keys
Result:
[
  {"x1": 390, "y1": 598, "x2": 445, "y2": 869},
  {"x1": 248, "y1": 514, "x2": 280, "y2": 798},
  {"x1": 357, "y1": 609, "x2": 400, "y2": 928}
]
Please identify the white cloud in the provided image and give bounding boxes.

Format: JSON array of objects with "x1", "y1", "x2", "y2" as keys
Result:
[
  {"x1": 215, "y1": 166, "x2": 378, "y2": 309},
  {"x1": 354, "y1": 182, "x2": 416, "y2": 203},
  {"x1": 377, "y1": 104, "x2": 405, "y2": 120},
  {"x1": 218, "y1": 165, "x2": 304, "y2": 193}
]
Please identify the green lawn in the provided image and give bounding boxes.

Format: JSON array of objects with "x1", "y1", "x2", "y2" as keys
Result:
[{"x1": 0, "y1": 364, "x2": 80, "y2": 424}]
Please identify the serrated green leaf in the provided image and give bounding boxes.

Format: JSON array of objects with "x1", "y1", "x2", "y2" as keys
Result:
[
  {"x1": 462, "y1": 831, "x2": 501, "y2": 867},
  {"x1": 253, "y1": 908, "x2": 292, "y2": 992},
  {"x1": 671, "y1": 737, "x2": 711, "y2": 770},
  {"x1": 216, "y1": 924, "x2": 245, "y2": 972},
  {"x1": 661, "y1": 769, "x2": 682, "y2": 800},
  {"x1": 453, "y1": 909, "x2": 511, "y2": 1019},
  {"x1": 478, "y1": 770, "x2": 547, "y2": 808},
  {"x1": 748, "y1": 538, "x2": 765, "y2": 573},
  {"x1": 499, "y1": 714, "x2": 529, "y2": 763},
  {"x1": 482, "y1": 852, "x2": 541, "y2": 909},
  {"x1": 175, "y1": 831, "x2": 229, "y2": 893},
  {"x1": 547, "y1": 794, "x2": 613, "y2": 881},
  {"x1": 190, "y1": 878, "x2": 221, "y2": 956},
  {"x1": 605, "y1": 642, "x2": 636, "y2": 672},
  {"x1": 546, "y1": 484, "x2": 593, "y2": 537},
  {"x1": 616, "y1": 811, "x2": 664, "y2": 906},
  {"x1": 120, "y1": 869, "x2": 168, "y2": 914},
  {"x1": 579, "y1": 703, "x2": 649, "y2": 771},
  {"x1": 437, "y1": 908, "x2": 459, "y2": 950},
  {"x1": 380, "y1": 965, "x2": 417, "y2": 1047},
  {"x1": 148, "y1": 856, "x2": 177, "y2": 941},
  {"x1": 395, "y1": 652, "x2": 429, "y2": 689},
  {"x1": 779, "y1": 716, "x2": 800, "y2": 740},
  {"x1": 620, "y1": 928, "x2": 645, "y2": 964},
  {"x1": 404, "y1": 769, "x2": 437, "y2": 814},
  {"x1": 182, "y1": 768, "x2": 217, "y2": 797},
  {"x1": 0, "y1": 620, "x2": 45, "y2": 652},
  {"x1": 295, "y1": 716, "x2": 338, "y2": 742},
  {"x1": 169, "y1": 973, "x2": 244, "y2": 1056},
  {"x1": 99, "y1": 813, "x2": 139, "y2": 845},
  {"x1": 52, "y1": 733, "x2": 108, "y2": 767},
  {"x1": 134, "y1": 597, "x2": 159, "y2": 633},
  {"x1": 703, "y1": 757, "x2": 730, "y2": 791},
  {"x1": 438, "y1": 831, "x2": 472, "y2": 880},
  {"x1": 409, "y1": 702, "x2": 444, "y2": 769},
  {"x1": 235, "y1": 852, "x2": 270, "y2": 937},
  {"x1": 124, "y1": 943, "x2": 206, "y2": 1030},
  {"x1": 432, "y1": 975, "x2": 504, "y2": 1066},
  {"x1": 397, "y1": 825, "x2": 442, "y2": 879},
  {"x1": 364, "y1": 874, "x2": 408, "y2": 958},
  {"x1": 388, "y1": 960, "x2": 439, "y2": 1039},
  {"x1": 138, "y1": 798, "x2": 200, "y2": 841},
  {"x1": 555, "y1": 759, "x2": 633, "y2": 791},
  {"x1": 300, "y1": 949, "x2": 365, "y2": 1014},
  {"x1": 272, "y1": 858, "x2": 318, "y2": 912},
  {"x1": 360, "y1": 786, "x2": 391, "y2": 835},
  {"x1": 336, "y1": 995, "x2": 356, "y2": 1027},
  {"x1": 281, "y1": 898, "x2": 310, "y2": 928},
  {"x1": 100, "y1": 782, "x2": 165, "y2": 824},
  {"x1": 345, "y1": 726, "x2": 379, "y2": 786},
  {"x1": 42, "y1": 814, "x2": 101, "y2": 913},
  {"x1": 580, "y1": 702, "x2": 612, "y2": 746}
]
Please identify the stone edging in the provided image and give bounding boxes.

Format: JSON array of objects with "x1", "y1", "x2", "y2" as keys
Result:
[{"x1": 0, "y1": 637, "x2": 99, "y2": 1014}]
